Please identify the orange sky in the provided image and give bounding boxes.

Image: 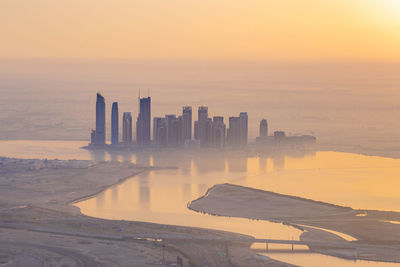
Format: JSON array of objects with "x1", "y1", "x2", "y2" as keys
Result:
[{"x1": 1, "y1": 0, "x2": 399, "y2": 61}]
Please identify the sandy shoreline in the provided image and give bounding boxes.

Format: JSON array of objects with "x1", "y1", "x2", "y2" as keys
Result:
[
  {"x1": 0, "y1": 157, "x2": 294, "y2": 266},
  {"x1": 189, "y1": 183, "x2": 400, "y2": 263}
]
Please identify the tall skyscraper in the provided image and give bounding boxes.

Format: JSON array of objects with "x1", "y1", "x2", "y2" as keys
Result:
[
  {"x1": 182, "y1": 106, "x2": 192, "y2": 141},
  {"x1": 165, "y1": 114, "x2": 177, "y2": 146},
  {"x1": 153, "y1": 117, "x2": 167, "y2": 147},
  {"x1": 194, "y1": 121, "x2": 199, "y2": 140},
  {"x1": 205, "y1": 118, "x2": 212, "y2": 147},
  {"x1": 94, "y1": 93, "x2": 106, "y2": 146},
  {"x1": 153, "y1": 117, "x2": 162, "y2": 143},
  {"x1": 196, "y1": 106, "x2": 209, "y2": 147},
  {"x1": 172, "y1": 116, "x2": 183, "y2": 146},
  {"x1": 212, "y1": 116, "x2": 226, "y2": 148},
  {"x1": 239, "y1": 112, "x2": 248, "y2": 146},
  {"x1": 111, "y1": 102, "x2": 119, "y2": 145},
  {"x1": 136, "y1": 97, "x2": 151, "y2": 146},
  {"x1": 161, "y1": 114, "x2": 184, "y2": 147},
  {"x1": 176, "y1": 115, "x2": 184, "y2": 145},
  {"x1": 259, "y1": 119, "x2": 268, "y2": 137},
  {"x1": 123, "y1": 112, "x2": 132, "y2": 145},
  {"x1": 227, "y1": 116, "x2": 241, "y2": 147},
  {"x1": 274, "y1": 131, "x2": 286, "y2": 141}
]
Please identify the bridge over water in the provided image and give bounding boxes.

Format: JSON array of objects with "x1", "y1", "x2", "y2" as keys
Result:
[{"x1": 162, "y1": 236, "x2": 353, "y2": 252}]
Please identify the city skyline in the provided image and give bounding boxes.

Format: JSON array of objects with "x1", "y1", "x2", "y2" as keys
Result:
[
  {"x1": 89, "y1": 92, "x2": 315, "y2": 150},
  {"x1": 89, "y1": 93, "x2": 254, "y2": 148}
]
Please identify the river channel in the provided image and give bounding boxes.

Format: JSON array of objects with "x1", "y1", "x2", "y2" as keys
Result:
[{"x1": 1, "y1": 140, "x2": 400, "y2": 267}]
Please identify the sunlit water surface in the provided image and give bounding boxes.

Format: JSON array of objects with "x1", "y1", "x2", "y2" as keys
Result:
[{"x1": 1, "y1": 140, "x2": 400, "y2": 266}]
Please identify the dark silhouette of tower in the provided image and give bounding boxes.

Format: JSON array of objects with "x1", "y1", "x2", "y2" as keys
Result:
[
  {"x1": 165, "y1": 114, "x2": 177, "y2": 146},
  {"x1": 123, "y1": 112, "x2": 132, "y2": 144},
  {"x1": 136, "y1": 96, "x2": 151, "y2": 146},
  {"x1": 260, "y1": 119, "x2": 268, "y2": 137},
  {"x1": 182, "y1": 106, "x2": 192, "y2": 141},
  {"x1": 196, "y1": 106, "x2": 209, "y2": 147},
  {"x1": 94, "y1": 93, "x2": 106, "y2": 146},
  {"x1": 111, "y1": 102, "x2": 119, "y2": 145},
  {"x1": 227, "y1": 116, "x2": 240, "y2": 147},
  {"x1": 239, "y1": 112, "x2": 248, "y2": 146},
  {"x1": 153, "y1": 117, "x2": 167, "y2": 147},
  {"x1": 212, "y1": 116, "x2": 226, "y2": 148}
]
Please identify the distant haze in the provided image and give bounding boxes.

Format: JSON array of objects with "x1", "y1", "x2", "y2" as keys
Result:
[
  {"x1": 0, "y1": 60, "x2": 399, "y2": 156},
  {"x1": 1, "y1": 0, "x2": 400, "y2": 61},
  {"x1": 1, "y1": 1, "x2": 399, "y2": 155}
]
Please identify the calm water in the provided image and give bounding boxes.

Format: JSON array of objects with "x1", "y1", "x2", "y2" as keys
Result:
[
  {"x1": 1, "y1": 140, "x2": 400, "y2": 266},
  {"x1": 259, "y1": 252, "x2": 400, "y2": 267}
]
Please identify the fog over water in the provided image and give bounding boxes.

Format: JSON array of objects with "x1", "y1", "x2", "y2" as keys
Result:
[
  {"x1": 1, "y1": 59, "x2": 400, "y2": 266},
  {"x1": 0, "y1": 60, "x2": 399, "y2": 157}
]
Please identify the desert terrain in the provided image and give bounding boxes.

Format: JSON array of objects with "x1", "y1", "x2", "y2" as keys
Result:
[
  {"x1": 189, "y1": 183, "x2": 400, "y2": 263},
  {"x1": 0, "y1": 157, "x2": 293, "y2": 266}
]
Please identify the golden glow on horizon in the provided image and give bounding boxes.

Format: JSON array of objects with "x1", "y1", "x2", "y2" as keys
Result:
[
  {"x1": 0, "y1": 0, "x2": 399, "y2": 61},
  {"x1": 378, "y1": 0, "x2": 400, "y2": 15}
]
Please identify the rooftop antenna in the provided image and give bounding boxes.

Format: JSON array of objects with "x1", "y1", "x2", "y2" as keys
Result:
[{"x1": 138, "y1": 89, "x2": 140, "y2": 114}]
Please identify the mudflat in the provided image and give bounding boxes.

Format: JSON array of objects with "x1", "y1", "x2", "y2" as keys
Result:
[
  {"x1": 189, "y1": 183, "x2": 400, "y2": 263},
  {"x1": 0, "y1": 157, "x2": 293, "y2": 267}
]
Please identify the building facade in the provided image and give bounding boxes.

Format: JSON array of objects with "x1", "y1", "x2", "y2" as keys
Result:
[
  {"x1": 259, "y1": 119, "x2": 268, "y2": 137},
  {"x1": 227, "y1": 116, "x2": 241, "y2": 147},
  {"x1": 196, "y1": 106, "x2": 210, "y2": 147},
  {"x1": 212, "y1": 116, "x2": 226, "y2": 148},
  {"x1": 165, "y1": 114, "x2": 177, "y2": 147},
  {"x1": 123, "y1": 112, "x2": 132, "y2": 145},
  {"x1": 153, "y1": 117, "x2": 167, "y2": 147},
  {"x1": 136, "y1": 97, "x2": 151, "y2": 146},
  {"x1": 239, "y1": 112, "x2": 248, "y2": 146},
  {"x1": 182, "y1": 106, "x2": 192, "y2": 141},
  {"x1": 111, "y1": 102, "x2": 119, "y2": 145},
  {"x1": 92, "y1": 93, "x2": 106, "y2": 146}
]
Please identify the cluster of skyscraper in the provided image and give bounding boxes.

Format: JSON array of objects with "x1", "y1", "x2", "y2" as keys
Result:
[
  {"x1": 89, "y1": 93, "x2": 248, "y2": 149},
  {"x1": 189, "y1": 107, "x2": 249, "y2": 148},
  {"x1": 153, "y1": 107, "x2": 247, "y2": 149},
  {"x1": 90, "y1": 93, "x2": 151, "y2": 148}
]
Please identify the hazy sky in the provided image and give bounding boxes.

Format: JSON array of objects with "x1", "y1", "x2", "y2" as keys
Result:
[{"x1": 1, "y1": 0, "x2": 400, "y2": 61}]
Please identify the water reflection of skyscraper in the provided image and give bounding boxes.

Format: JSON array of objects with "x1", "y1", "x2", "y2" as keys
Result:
[
  {"x1": 91, "y1": 149, "x2": 313, "y2": 175},
  {"x1": 180, "y1": 165, "x2": 191, "y2": 176},
  {"x1": 193, "y1": 156, "x2": 226, "y2": 174},
  {"x1": 96, "y1": 191, "x2": 105, "y2": 209},
  {"x1": 111, "y1": 186, "x2": 118, "y2": 203},
  {"x1": 139, "y1": 172, "x2": 150, "y2": 210},
  {"x1": 258, "y1": 156, "x2": 267, "y2": 173},
  {"x1": 226, "y1": 156, "x2": 248, "y2": 173},
  {"x1": 109, "y1": 151, "x2": 119, "y2": 162},
  {"x1": 181, "y1": 183, "x2": 192, "y2": 203},
  {"x1": 152, "y1": 153, "x2": 192, "y2": 169},
  {"x1": 136, "y1": 153, "x2": 152, "y2": 166},
  {"x1": 90, "y1": 150, "x2": 106, "y2": 163},
  {"x1": 121, "y1": 152, "x2": 134, "y2": 163},
  {"x1": 272, "y1": 155, "x2": 285, "y2": 171},
  {"x1": 197, "y1": 184, "x2": 208, "y2": 197}
]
